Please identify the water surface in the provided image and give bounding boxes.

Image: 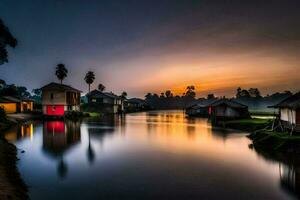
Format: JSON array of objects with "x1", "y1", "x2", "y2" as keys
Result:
[{"x1": 4, "y1": 110, "x2": 299, "y2": 199}]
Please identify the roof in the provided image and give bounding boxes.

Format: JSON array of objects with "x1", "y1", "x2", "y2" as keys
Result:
[
  {"x1": 208, "y1": 98, "x2": 248, "y2": 109},
  {"x1": 187, "y1": 99, "x2": 218, "y2": 109},
  {"x1": 87, "y1": 90, "x2": 120, "y2": 99},
  {"x1": 0, "y1": 96, "x2": 35, "y2": 103},
  {"x1": 0, "y1": 96, "x2": 21, "y2": 103},
  {"x1": 270, "y1": 92, "x2": 300, "y2": 109},
  {"x1": 40, "y1": 82, "x2": 82, "y2": 93},
  {"x1": 127, "y1": 98, "x2": 145, "y2": 104}
]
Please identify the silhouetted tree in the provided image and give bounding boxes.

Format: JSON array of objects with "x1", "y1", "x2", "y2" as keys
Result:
[
  {"x1": 160, "y1": 92, "x2": 165, "y2": 98},
  {"x1": 248, "y1": 88, "x2": 261, "y2": 98},
  {"x1": 32, "y1": 88, "x2": 41, "y2": 96},
  {"x1": 121, "y1": 91, "x2": 127, "y2": 100},
  {"x1": 185, "y1": 85, "x2": 196, "y2": 98},
  {"x1": 97, "y1": 83, "x2": 105, "y2": 92},
  {"x1": 207, "y1": 93, "x2": 215, "y2": 99},
  {"x1": 0, "y1": 18, "x2": 17, "y2": 65},
  {"x1": 16, "y1": 86, "x2": 30, "y2": 97},
  {"x1": 165, "y1": 90, "x2": 173, "y2": 98},
  {"x1": 84, "y1": 71, "x2": 95, "y2": 93},
  {"x1": 55, "y1": 63, "x2": 68, "y2": 84}
]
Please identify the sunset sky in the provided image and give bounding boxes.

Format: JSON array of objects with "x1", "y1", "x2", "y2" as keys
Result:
[{"x1": 1, "y1": 0, "x2": 300, "y2": 98}]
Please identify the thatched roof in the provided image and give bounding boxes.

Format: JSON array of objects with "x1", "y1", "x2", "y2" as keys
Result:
[{"x1": 270, "y1": 92, "x2": 300, "y2": 109}]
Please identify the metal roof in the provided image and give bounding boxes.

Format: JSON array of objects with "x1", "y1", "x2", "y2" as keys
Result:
[{"x1": 270, "y1": 92, "x2": 300, "y2": 109}]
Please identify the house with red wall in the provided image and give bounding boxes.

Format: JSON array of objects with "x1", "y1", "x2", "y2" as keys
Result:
[{"x1": 41, "y1": 82, "x2": 81, "y2": 116}]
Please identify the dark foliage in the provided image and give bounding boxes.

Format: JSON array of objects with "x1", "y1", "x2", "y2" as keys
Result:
[
  {"x1": 84, "y1": 71, "x2": 95, "y2": 93},
  {"x1": 0, "y1": 18, "x2": 17, "y2": 65},
  {"x1": 55, "y1": 63, "x2": 68, "y2": 84}
]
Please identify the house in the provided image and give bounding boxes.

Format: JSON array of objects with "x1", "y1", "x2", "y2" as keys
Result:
[
  {"x1": 0, "y1": 96, "x2": 34, "y2": 113},
  {"x1": 185, "y1": 99, "x2": 218, "y2": 117},
  {"x1": 270, "y1": 92, "x2": 300, "y2": 132},
  {"x1": 126, "y1": 98, "x2": 148, "y2": 112},
  {"x1": 208, "y1": 98, "x2": 250, "y2": 121},
  {"x1": 41, "y1": 82, "x2": 81, "y2": 116},
  {"x1": 86, "y1": 90, "x2": 124, "y2": 114}
]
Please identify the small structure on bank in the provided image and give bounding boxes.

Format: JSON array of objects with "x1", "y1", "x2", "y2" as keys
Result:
[
  {"x1": 0, "y1": 96, "x2": 34, "y2": 113},
  {"x1": 125, "y1": 98, "x2": 148, "y2": 112},
  {"x1": 86, "y1": 90, "x2": 124, "y2": 114},
  {"x1": 185, "y1": 99, "x2": 218, "y2": 117},
  {"x1": 41, "y1": 82, "x2": 81, "y2": 116},
  {"x1": 270, "y1": 92, "x2": 300, "y2": 132},
  {"x1": 208, "y1": 98, "x2": 250, "y2": 122}
]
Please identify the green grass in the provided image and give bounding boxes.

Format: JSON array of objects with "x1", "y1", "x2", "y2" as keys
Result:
[
  {"x1": 84, "y1": 112, "x2": 102, "y2": 117},
  {"x1": 225, "y1": 118, "x2": 271, "y2": 125}
]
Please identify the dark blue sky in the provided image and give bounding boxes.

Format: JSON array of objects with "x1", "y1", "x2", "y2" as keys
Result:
[{"x1": 1, "y1": 0, "x2": 300, "y2": 97}]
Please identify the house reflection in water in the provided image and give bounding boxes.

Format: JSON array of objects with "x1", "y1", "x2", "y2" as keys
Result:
[
  {"x1": 4, "y1": 123, "x2": 34, "y2": 142},
  {"x1": 42, "y1": 120, "x2": 81, "y2": 179},
  {"x1": 279, "y1": 163, "x2": 300, "y2": 198}
]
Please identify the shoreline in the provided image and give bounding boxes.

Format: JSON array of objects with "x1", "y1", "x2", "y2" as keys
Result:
[
  {"x1": 0, "y1": 115, "x2": 30, "y2": 200},
  {"x1": 0, "y1": 138, "x2": 28, "y2": 200}
]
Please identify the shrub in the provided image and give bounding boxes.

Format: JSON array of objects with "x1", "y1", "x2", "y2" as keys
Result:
[{"x1": 0, "y1": 106, "x2": 7, "y2": 122}]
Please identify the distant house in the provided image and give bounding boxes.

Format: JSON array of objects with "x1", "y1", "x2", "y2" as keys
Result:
[
  {"x1": 86, "y1": 90, "x2": 124, "y2": 114},
  {"x1": 0, "y1": 96, "x2": 34, "y2": 113},
  {"x1": 270, "y1": 92, "x2": 300, "y2": 132},
  {"x1": 41, "y1": 82, "x2": 81, "y2": 116},
  {"x1": 126, "y1": 98, "x2": 147, "y2": 112},
  {"x1": 185, "y1": 99, "x2": 218, "y2": 117},
  {"x1": 208, "y1": 98, "x2": 250, "y2": 120}
]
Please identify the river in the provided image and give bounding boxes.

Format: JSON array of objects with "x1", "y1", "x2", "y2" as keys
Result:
[{"x1": 3, "y1": 110, "x2": 299, "y2": 199}]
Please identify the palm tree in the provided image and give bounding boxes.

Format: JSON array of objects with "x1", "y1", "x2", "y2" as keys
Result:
[
  {"x1": 98, "y1": 83, "x2": 105, "y2": 92},
  {"x1": 121, "y1": 91, "x2": 127, "y2": 100},
  {"x1": 84, "y1": 71, "x2": 95, "y2": 93},
  {"x1": 55, "y1": 63, "x2": 68, "y2": 84}
]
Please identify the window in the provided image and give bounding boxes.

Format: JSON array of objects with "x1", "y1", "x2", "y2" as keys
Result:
[{"x1": 50, "y1": 93, "x2": 54, "y2": 99}]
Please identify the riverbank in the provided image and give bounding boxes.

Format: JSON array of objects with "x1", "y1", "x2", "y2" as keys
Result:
[
  {"x1": 224, "y1": 118, "x2": 271, "y2": 132},
  {"x1": 0, "y1": 138, "x2": 28, "y2": 200},
  {"x1": 224, "y1": 117, "x2": 300, "y2": 156}
]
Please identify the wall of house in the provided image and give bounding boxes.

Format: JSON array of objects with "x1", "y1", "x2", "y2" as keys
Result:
[
  {"x1": 0, "y1": 103, "x2": 17, "y2": 113},
  {"x1": 214, "y1": 106, "x2": 242, "y2": 118},
  {"x1": 42, "y1": 90, "x2": 66, "y2": 105},
  {"x1": 280, "y1": 108, "x2": 296, "y2": 124}
]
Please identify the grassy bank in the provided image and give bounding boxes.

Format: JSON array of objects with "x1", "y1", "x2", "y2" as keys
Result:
[
  {"x1": 224, "y1": 118, "x2": 271, "y2": 132},
  {"x1": 248, "y1": 130, "x2": 300, "y2": 154}
]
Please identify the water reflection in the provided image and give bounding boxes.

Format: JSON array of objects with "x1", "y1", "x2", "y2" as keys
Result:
[
  {"x1": 4, "y1": 122, "x2": 34, "y2": 141},
  {"x1": 42, "y1": 120, "x2": 81, "y2": 179},
  {"x1": 280, "y1": 164, "x2": 300, "y2": 198},
  {"x1": 2, "y1": 111, "x2": 298, "y2": 199}
]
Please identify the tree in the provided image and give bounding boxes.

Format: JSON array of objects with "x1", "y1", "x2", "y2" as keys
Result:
[
  {"x1": 236, "y1": 87, "x2": 250, "y2": 98},
  {"x1": 55, "y1": 63, "x2": 68, "y2": 84},
  {"x1": 0, "y1": 18, "x2": 17, "y2": 65},
  {"x1": 165, "y1": 90, "x2": 173, "y2": 98},
  {"x1": 0, "y1": 79, "x2": 6, "y2": 89},
  {"x1": 97, "y1": 83, "x2": 105, "y2": 92},
  {"x1": 84, "y1": 71, "x2": 95, "y2": 93},
  {"x1": 16, "y1": 86, "x2": 30, "y2": 98},
  {"x1": 160, "y1": 92, "x2": 165, "y2": 98},
  {"x1": 32, "y1": 88, "x2": 41, "y2": 96},
  {"x1": 121, "y1": 91, "x2": 127, "y2": 100},
  {"x1": 248, "y1": 88, "x2": 261, "y2": 98},
  {"x1": 207, "y1": 93, "x2": 215, "y2": 99},
  {"x1": 185, "y1": 85, "x2": 196, "y2": 98}
]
